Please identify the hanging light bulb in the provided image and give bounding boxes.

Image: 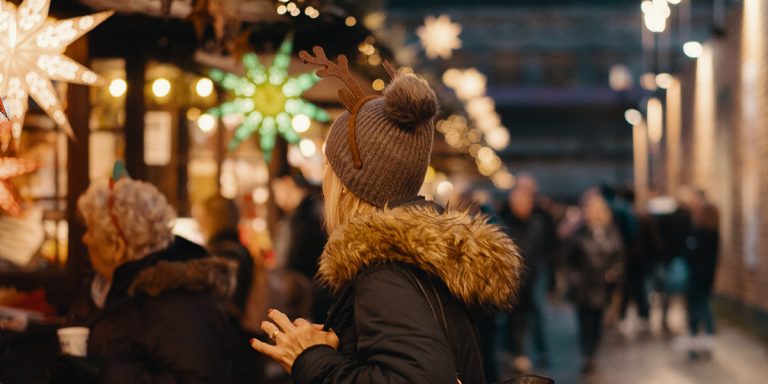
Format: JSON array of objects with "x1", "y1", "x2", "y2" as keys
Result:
[
  {"x1": 196, "y1": 78, "x2": 214, "y2": 97},
  {"x1": 655, "y1": 73, "x2": 673, "y2": 89},
  {"x1": 108, "y1": 78, "x2": 127, "y2": 98},
  {"x1": 291, "y1": 114, "x2": 311, "y2": 133},
  {"x1": 197, "y1": 113, "x2": 216, "y2": 133},
  {"x1": 152, "y1": 78, "x2": 171, "y2": 98},
  {"x1": 624, "y1": 108, "x2": 643, "y2": 125},
  {"x1": 683, "y1": 41, "x2": 703, "y2": 58},
  {"x1": 299, "y1": 139, "x2": 316, "y2": 157}
]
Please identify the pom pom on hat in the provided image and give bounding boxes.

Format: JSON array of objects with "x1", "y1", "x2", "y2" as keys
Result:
[{"x1": 383, "y1": 75, "x2": 438, "y2": 127}]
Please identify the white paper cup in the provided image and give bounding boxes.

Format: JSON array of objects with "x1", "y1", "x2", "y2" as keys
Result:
[{"x1": 57, "y1": 327, "x2": 90, "y2": 357}]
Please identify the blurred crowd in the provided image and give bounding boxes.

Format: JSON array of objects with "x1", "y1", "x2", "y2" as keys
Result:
[{"x1": 457, "y1": 175, "x2": 721, "y2": 380}]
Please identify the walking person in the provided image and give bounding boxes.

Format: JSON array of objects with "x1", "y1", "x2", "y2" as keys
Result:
[
  {"x1": 684, "y1": 191, "x2": 720, "y2": 359},
  {"x1": 565, "y1": 193, "x2": 624, "y2": 374},
  {"x1": 499, "y1": 187, "x2": 552, "y2": 373},
  {"x1": 653, "y1": 188, "x2": 694, "y2": 335},
  {"x1": 250, "y1": 47, "x2": 524, "y2": 383}
]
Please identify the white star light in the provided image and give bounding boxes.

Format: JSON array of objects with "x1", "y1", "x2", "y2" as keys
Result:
[
  {"x1": 0, "y1": 0, "x2": 112, "y2": 146},
  {"x1": 417, "y1": 14, "x2": 461, "y2": 60}
]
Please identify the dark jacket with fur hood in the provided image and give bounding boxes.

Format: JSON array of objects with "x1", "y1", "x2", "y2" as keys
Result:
[
  {"x1": 292, "y1": 199, "x2": 523, "y2": 384},
  {"x1": 66, "y1": 236, "x2": 237, "y2": 384}
]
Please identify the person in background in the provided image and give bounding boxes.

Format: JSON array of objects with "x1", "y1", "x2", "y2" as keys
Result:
[
  {"x1": 621, "y1": 211, "x2": 659, "y2": 332},
  {"x1": 499, "y1": 186, "x2": 551, "y2": 373},
  {"x1": 684, "y1": 190, "x2": 720, "y2": 359},
  {"x1": 653, "y1": 187, "x2": 695, "y2": 335},
  {"x1": 617, "y1": 189, "x2": 659, "y2": 334},
  {"x1": 515, "y1": 174, "x2": 559, "y2": 317},
  {"x1": 271, "y1": 173, "x2": 329, "y2": 323},
  {"x1": 565, "y1": 192, "x2": 624, "y2": 374},
  {"x1": 57, "y1": 166, "x2": 234, "y2": 383},
  {"x1": 194, "y1": 194, "x2": 254, "y2": 316},
  {"x1": 193, "y1": 194, "x2": 267, "y2": 383},
  {"x1": 457, "y1": 187, "x2": 503, "y2": 382}
]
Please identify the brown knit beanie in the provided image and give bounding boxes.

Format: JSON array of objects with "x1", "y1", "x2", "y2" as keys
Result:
[{"x1": 300, "y1": 47, "x2": 438, "y2": 207}]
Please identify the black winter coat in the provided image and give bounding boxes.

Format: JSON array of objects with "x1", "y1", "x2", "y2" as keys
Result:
[
  {"x1": 565, "y1": 225, "x2": 624, "y2": 309},
  {"x1": 291, "y1": 200, "x2": 523, "y2": 384},
  {"x1": 66, "y1": 236, "x2": 237, "y2": 384},
  {"x1": 208, "y1": 229, "x2": 254, "y2": 313},
  {"x1": 498, "y1": 208, "x2": 552, "y2": 310},
  {"x1": 685, "y1": 229, "x2": 719, "y2": 293}
]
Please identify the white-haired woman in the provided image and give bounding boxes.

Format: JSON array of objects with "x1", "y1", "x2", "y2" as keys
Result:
[
  {"x1": 58, "y1": 168, "x2": 236, "y2": 383},
  {"x1": 250, "y1": 48, "x2": 523, "y2": 384}
]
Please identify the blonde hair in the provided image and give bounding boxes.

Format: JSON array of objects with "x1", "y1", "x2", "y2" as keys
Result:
[
  {"x1": 322, "y1": 164, "x2": 376, "y2": 234},
  {"x1": 77, "y1": 179, "x2": 176, "y2": 263}
]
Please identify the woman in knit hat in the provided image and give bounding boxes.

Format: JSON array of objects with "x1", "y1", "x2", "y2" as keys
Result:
[{"x1": 251, "y1": 47, "x2": 523, "y2": 383}]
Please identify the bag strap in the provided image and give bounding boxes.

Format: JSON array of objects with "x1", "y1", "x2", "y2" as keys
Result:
[{"x1": 404, "y1": 268, "x2": 462, "y2": 383}]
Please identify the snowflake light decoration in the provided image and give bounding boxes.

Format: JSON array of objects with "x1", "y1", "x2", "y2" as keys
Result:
[
  {"x1": 416, "y1": 14, "x2": 462, "y2": 60},
  {"x1": 209, "y1": 36, "x2": 329, "y2": 161},
  {"x1": 0, "y1": 0, "x2": 112, "y2": 148}
]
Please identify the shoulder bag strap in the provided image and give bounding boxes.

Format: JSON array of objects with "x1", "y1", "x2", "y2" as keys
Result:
[{"x1": 404, "y1": 268, "x2": 462, "y2": 384}]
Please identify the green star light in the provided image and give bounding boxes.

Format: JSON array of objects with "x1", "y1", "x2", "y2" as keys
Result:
[{"x1": 209, "y1": 37, "x2": 330, "y2": 161}]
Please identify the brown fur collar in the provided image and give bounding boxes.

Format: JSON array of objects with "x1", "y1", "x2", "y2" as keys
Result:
[
  {"x1": 128, "y1": 257, "x2": 237, "y2": 300},
  {"x1": 318, "y1": 204, "x2": 523, "y2": 309}
]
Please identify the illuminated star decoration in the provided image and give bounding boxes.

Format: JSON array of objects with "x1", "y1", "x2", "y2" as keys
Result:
[
  {"x1": 416, "y1": 14, "x2": 462, "y2": 60},
  {"x1": 209, "y1": 36, "x2": 330, "y2": 161},
  {"x1": 0, "y1": 0, "x2": 112, "y2": 149},
  {"x1": 0, "y1": 100, "x2": 37, "y2": 216}
]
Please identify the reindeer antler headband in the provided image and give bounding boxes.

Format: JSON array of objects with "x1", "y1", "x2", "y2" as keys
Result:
[{"x1": 299, "y1": 46, "x2": 399, "y2": 169}]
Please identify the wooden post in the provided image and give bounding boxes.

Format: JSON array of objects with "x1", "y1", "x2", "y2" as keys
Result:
[
  {"x1": 65, "y1": 37, "x2": 91, "y2": 290},
  {"x1": 125, "y1": 50, "x2": 146, "y2": 180}
]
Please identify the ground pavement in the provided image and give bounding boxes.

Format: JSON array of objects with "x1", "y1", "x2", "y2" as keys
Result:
[{"x1": 499, "y1": 296, "x2": 768, "y2": 384}]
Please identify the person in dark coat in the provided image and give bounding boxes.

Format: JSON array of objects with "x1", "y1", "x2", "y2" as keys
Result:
[
  {"x1": 250, "y1": 49, "x2": 524, "y2": 384},
  {"x1": 499, "y1": 186, "x2": 552, "y2": 372},
  {"x1": 194, "y1": 194, "x2": 254, "y2": 315},
  {"x1": 55, "y1": 171, "x2": 235, "y2": 384},
  {"x1": 194, "y1": 194, "x2": 267, "y2": 383},
  {"x1": 272, "y1": 174, "x2": 330, "y2": 323},
  {"x1": 652, "y1": 189, "x2": 694, "y2": 333},
  {"x1": 566, "y1": 193, "x2": 623, "y2": 374},
  {"x1": 684, "y1": 194, "x2": 720, "y2": 358}
]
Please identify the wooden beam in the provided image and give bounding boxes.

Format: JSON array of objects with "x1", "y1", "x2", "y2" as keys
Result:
[
  {"x1": 125, "y1": 50, "x2": 146, "y2": 180},
  {"x1": 66, "y1": 36, "x2": 91, "y2": 294}
]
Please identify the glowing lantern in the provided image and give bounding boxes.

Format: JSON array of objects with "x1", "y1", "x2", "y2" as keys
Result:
[{"x1": 0, "y1": 0, "x2": 112, "y2": 146}]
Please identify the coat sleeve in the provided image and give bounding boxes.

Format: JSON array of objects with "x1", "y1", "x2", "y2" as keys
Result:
[{"x1": 291, "y1": 268, "x2": 458, "y2": 384}]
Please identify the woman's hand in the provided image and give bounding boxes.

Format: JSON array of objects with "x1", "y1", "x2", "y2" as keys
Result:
[{"x1": 250, "y1": 309, "x2": 339, "y2": 373}]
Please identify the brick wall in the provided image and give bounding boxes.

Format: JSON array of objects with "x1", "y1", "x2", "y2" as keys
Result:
[{"x1": 678, "y1": 0, "x2": 768, "y2": 312}]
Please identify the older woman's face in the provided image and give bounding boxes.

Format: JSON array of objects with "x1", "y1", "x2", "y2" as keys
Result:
[{"x1": 82, "y1": 223, "x2": 124, "y2": 281}]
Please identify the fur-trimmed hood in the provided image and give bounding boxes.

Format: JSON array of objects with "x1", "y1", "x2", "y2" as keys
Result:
[
  {"x1": 318, "y1": 204, "x2": 524, "y2": 309},
  {"x1": 128, "y1": 257, "x2": 238, "y2": 300}
]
